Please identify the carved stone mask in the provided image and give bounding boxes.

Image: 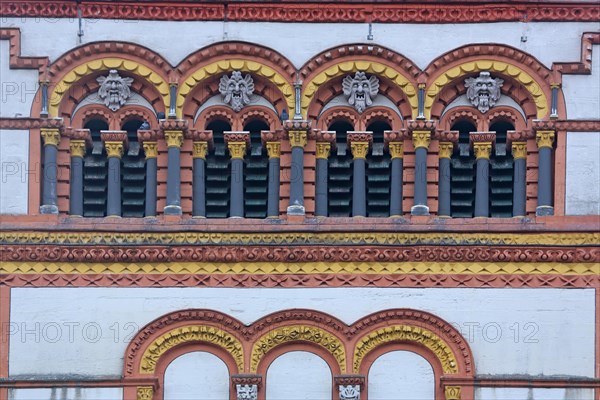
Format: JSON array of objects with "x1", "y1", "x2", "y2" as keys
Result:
[
  {"x1": 236, "y1": 384, "x2": 258, "y2": 400},
  {"x1": 219, "y1": 71, "x2": 255, "y2": 112},
  {"x1": 465, "y1": 71, "x2": 503, "y2": 113},
  {"x1": 339, "y1": 385, "x2": 360, "y2": 400},
  {"x1": 342, "y1": 71, "x2": 379, "y2": 113},
  {"x1": 96, "y1": 70, "x2": 133, "y2": 112}
]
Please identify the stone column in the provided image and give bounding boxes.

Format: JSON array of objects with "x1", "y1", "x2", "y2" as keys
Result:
[
  {"x1": 384, "y1": 130, "x2": 407, "y2": 218},
  {"x1": 138, "y1": 129, "x2": 160, "y2": 218},
  {"x1": 225, "y1": 132, "x2": 250, "y2": 218},
  {"x1": 101, "y1": 131, "x2": 128, "y2": 217},
  {"x1": 192, "y1": 141, "x2": 208, "y2": 218},
  {"x1": 315, "y1": 142, "x2": 331, "y2": 217},
  {"x1": 536, "y1": 130, "x2": 555, "y2": 216},
  {"x1": 39, "y1": 80, "x2": 49, "y2": 117},
  {"x1": 67, "y1": 129, "x2": 91, "y2": 217},
  {"x1": 284, "y1": 120, "x2": 311, "y2": 216},
  {"x1": 265, "y1": 141, "x2": 281, "y2": 218},
  {"x1": 39, "y1": 128, "x2": 61, "y2": 214},
  {"x1": 232, "y1": 374, "x2": 262, "y2": 400},
  {"x1": 163, "y1": 130, "x2": 184, "y2": 215},
  {"x1": 348, "y1": 132, "x2": 373, "y2": 217},
  {"x1": 550, "y1": 84, "x2": 560, "y2": 119},
  {"x1": 335, "y1": 375, "x2": 365, "y2": 400},
  {"x1": 438, "y1": 142, "x2": 454, "y2": 217},
  {"x1": 411, "y1": 131, "x2": 432, "y2": 215},
  {"x1": 511, "y1": 141, "x2": 528, "y2": 217},
  {"x1": 471, "y1": 132, "x2": 495, "y2": 218}
]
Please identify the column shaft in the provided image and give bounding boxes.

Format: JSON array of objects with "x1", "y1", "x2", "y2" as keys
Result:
[
  {"x1": 511, "y1": 142, "x2": 527, "y2": 217},
  {"x1": 413, "y1": 147, "x2": 428, "y2": 211},
  {"x1": 106, "y1": 156, "x2": 122, "y2": 217},
  {"x1": 230, "y1": 158, "x2": 244, "y2": 217},
  {"x1": 69, "y1": 156, "x2": 84, "y2": 216},
  {"x1": 289, "y1": 145, "x2": 305, "y2": 213},
  {"x1": 267, "y1": 157, "x2": 280, "y2": 217},
  {"x1": 41, "y1": 144, "x2": 58, "y2": 213},
  {"x1": 164, "y1": 146, "x2": 181, "y2": 214},
  {"x1": 145, "y1": 157, "x2": 157, "y2": 217},
  {"x1": 315, "y1": 158, "x2": 329, "y2": 217},
  {"x1": 390, "y1": 158, "x2": 403, "y2": 217},
  {"x1": 438, "y1": 157, "x2": 451, "y2": 217},
  {"x1": 192, "y1": 158, "x2": 206, "y2": 217},
  {"x1": 352, "y1": 158, "x2": 366, "y2": 216},
  {"x1": 536, "y1": 131, "x2": 555, "y2": 216},
  {"x1": 474, "y1": 157, "x2": 490, "y2": 217}
]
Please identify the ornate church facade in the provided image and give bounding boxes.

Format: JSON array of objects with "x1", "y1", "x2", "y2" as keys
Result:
[{"x1": 0, "y1": 1, "x2": 599, "y2": 399}]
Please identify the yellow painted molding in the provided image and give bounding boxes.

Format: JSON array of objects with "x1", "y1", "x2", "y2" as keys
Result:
[
  {"x1": 227, "y1": 142, "x2": 247, "y2": 160},
  {"x1": 250, "y1": 325, "x2": 346, "y2": 373},
  {"x1": 140, "y1": 325, "x2": 244, "y2": 374},
  {"x1": 69, "y1": 140, "x2": 87, "y2": 158},
  {"x1": 445, "y1": 386, "x2": 462, "y2": 400},
  {"x1": 424, "y1": 60, "x2": 549, "y2": 119},
  {"x1": 438, "y1": 142, "x2": 454, "y2": 159},
  {"x1": 1, "y1": 261, "x2": 597, "y2": 276},
  {"x1": 176, "y1": 60, "x2": 294, "y2": 119},
  {"x1": 536, "y1": 130, "x2": 555, "y2": 149},
  {"x1": 353, "y1": 325, "x2": 458, "y2": 374},
  {"x1": 350, "y1": 141, "x2": 370, "y2": 159},
  {"x1": 288, "y1": 131, "x2": 308, "y2": 148},
  {"x1": 301, "y1": 61, "x2": 418, "y2": 119},
  {"x1": 104, "y1": 141, "x2": 124, "y2": 159},
  {"x1": 412, "y1": 131, "x2": 431, "y2": 150},
  {"x1": 388, "y1": 142, "x2": 404, "y2": 159},
  {"x1": 1, "y1": 232, "x2": 598, "y2": 247},
  {"x1": 164, "y1": 130, "x2": 184, "y2": 148},
  {"x1": 136, "y1": 387, "x2": 153, "y2": 400},
  {"x1": 49, "y1": 58, "x2": 170, "y2": 117}
]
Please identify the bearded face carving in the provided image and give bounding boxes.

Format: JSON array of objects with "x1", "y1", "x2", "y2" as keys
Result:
[
  {"x1": 96, "y1": 70, "x2": 133, "y2": 112},
  {"x1": 465, "y1": 71, "x2": 504, "y2": 113},
  {"x1": 236, "y1": 384, "x2": 258, "y2": 400},
  {"x1": 219, "y1": 71, "x2": 255, "y2": 112},
  {"x1": 342, "y1": 72, "x2": 379, "y2": 113},
  {"x1": 339, "y1": 385, "x2": 360, "y2": 400}
]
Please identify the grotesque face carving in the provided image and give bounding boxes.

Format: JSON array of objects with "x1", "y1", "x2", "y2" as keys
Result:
[
  {"x1": 342, "y1": 72, "x2": 379, "y2": 113},
  {"x1": 236, "y1": 384, "x2": 258, "y2": 400},
  {"x1": 465, "y1": 71, "x2": 504, "y2": 113},
  {"x1": 339, "y1": 385, "x2": 360, "y2": 400},
  {"x1": 219, "y1": 71, "x2": 255, "y2": 112},
  {"x1": 96, "y1": 70, "x2": 133, "y2": 112}
]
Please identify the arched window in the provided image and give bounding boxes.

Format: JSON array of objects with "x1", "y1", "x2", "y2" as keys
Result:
[
  {"x1": 450, "y1": 120, "x2": 477, "y2": 218},
  {"x1": 243, "y1": 119, "x2": 270, "y2": 218},
  {"x1": 163, "y1": 351, "x2": 230, "y2": 400},
  {"x1": 328, "y1": 120, "x2": 354, "y2": 217},
  {"x1": 266, "y1": 351, "x2": 332, "y2": 400},
  {"x1": 205, "y1": 119, "x2": 232, "y2": 218},
  {"x1": 489, "y1": 120, "x2": 515, "y2": 217},
  {"x1": 82, "y1": 119, "x2": 109, "y2": 217},
  {"x1": 366, "y1": 120, "x2": 392, "y2": 217},
  {"x1": 120, "y1": 119, "x2": 145, "y2": 217}
]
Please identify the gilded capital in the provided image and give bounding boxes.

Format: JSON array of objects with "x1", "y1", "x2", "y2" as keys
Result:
[
  {"x1": 41, "y1": 128, "x2": 61, "y2": 147},
  {"x1": 142, "y1": 141, "x2": 158, "y2": 159},
  {"x1": 288, "y1": 130, "x2": 307, "y2": 148},
  {"x1": 511, "y1": 141, "x2": 527, "y2": 160},
  {"x1": 104, "y1": 141, "x2": 124, "y2": 159},
  {"x1": 69, "y1": 140, "x2": 87, "y2": 158},
  {"x1": 438, "y1": 142, "x2": 454, "y2": 159},
  {"x1": 350, "y1": 141, "x2": 370, "y2": 159},
  {"x1": 164, "y1": 130, "x2": 184, "y2": 148},
  {"x1": 315, "y1": 142, "x2": 331, "y2": 159},
  {"x1": 412, "y1": 131, "x2": 431, "y2": 150},
  {"x1": 266, "y1": 141, "x2": 281, "y2": 159},
  {"x1": 193, "y1": 141, "x2": 208, "y2": 159},
  {"x1": 136, "y1": 386, "x2": 153, "y2": 400},
  {"x1": 473, "y1": 142, "x2": 493, "y2": 160},
  {"x1": 388, "y1": 142, "x2": 404, "y2": 159},
  {"x1": 536, "y1": 130, "x2": 555, "y2": 149},
  {"x1": 444, "y1": 386, "x2": 461, "y2": 400},
  {"x1": 227, "y1": 142, "x2": 247, "y2": 160}
]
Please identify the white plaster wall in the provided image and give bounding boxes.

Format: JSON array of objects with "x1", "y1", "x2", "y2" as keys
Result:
[
  {"x1": 565, "y1": 131, "x2": 600, "y2": 215},
  {"x1": 163, "y1": 351, "x2": 230, "y2": 400},
  {"x1": 0, "y1": 129, "x2": 30, "y2": 214},
  {"x1": 8, "y1": 388, "x2": 122, "y2": 400},
  {"x1": 475, "y1": 387, "x2": 595, "y2": 400},
  {"x1": 563, "y1": 45, "x2": 600, "y2": 120},
  {"x1": 367, "y1": 350, "x2": 434, "y2": 400},
  {"x1": 8, "y1": 288, "x2": 595, "y2": 378},
  {"x1": 0, "y1": 41, "x2": 39, "y2": 118},
  {"x1": 265, "y1": 351, "x2": 332, "y2": 400}
]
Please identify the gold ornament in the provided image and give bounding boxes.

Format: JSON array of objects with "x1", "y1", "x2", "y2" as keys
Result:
[
  {"x1": 288, "y1": 131, "x2": 307, "y2": 148},
  {"x1": 473, "y1": 142, "x2": 492, "y2": 160},
  {"x1": 227, "y1": 142, "x2": 247, "y2": 160},
  {"x1": 136, "y1": 387, "x2": 153, "y2": 400},
  {"x1": 164, "y1": 130, "x2": 184, "y2": 148},
  {"x1": 511, "y1": 142, "x2": 527, "y2": 160},
  {"x1": 388, "y1": 142, "x2": 404, "y2": 159},
  {"x1": 445, "y1": 386, "x2": 461, "y2": 400},
  {"x1": 536, "y1": 130, "x2": 555, "y2": 149},
  {"x1": 104, "y1": 141, "x2": 124, "y2": 159},
  {"x1": 266, "y1": 142, "x2": 281, "y2": 159},
  {"x1": 350, "y1": 142, "x2": 369, "y2": 159},
  {"x1": 438, "y1": 142, "x2": 454, "y2": 159},
  {"x1": 192, "y1": 141, "x2": 208, "y2": 159},
  {"x1": 41, "y1": 128, "x2": 61, "y2": 146},
  {"x1": 315, "y1": 142, "x2": 331, "y2": 159},
  {"x1": 412, "y1": 131, "x2": 431, "y2": 150},
  {"x1": 69, "y1": 140, "x2": 87, "y2": 158}
]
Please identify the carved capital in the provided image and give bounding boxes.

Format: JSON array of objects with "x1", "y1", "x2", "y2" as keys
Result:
[
  {"x1": 265, "y1": 141, "x2": 281, "y2": 159},
  {"x1": 412, "y1": 131, "x2": 431, "y2": 150},
  {"x1": 511, "y1": 141, "x2": 528, "y2": 160},
  {"x1": 350, "y1": 141, "x2": 370, "y2": 159},
  {"x1": 228, "y1": 142, "x2": 247, "y2": 160},
  {"x1": 41, "y1": 128, "x2": 61, "y2": 146},
  {"x1": 193, "y1": 141, "x2": 209, "y2": 159},
  {"x1": 473, "y1": 142, "x2": 493, "y2": 160},
  {"x1": 339, "y1": 385, "x2": 361, "y2": 400},
  {"x1": 104, "y1": 141, "x2": 124, "y2": 159},
  {"x1": 142, "y1": 142, "x2": 159, "y2": 159},
  {"x1": 235, "y1": 384, "x2": 258, "y2": 400},
  {"x1": 164, "y1": 130, "x2": 184, "y2": 148},
  {"x1": 316, "y1": 142, "x2": 332, "y2": 159},
  {"x1": 388, "y1": 142, "x2": 404, "y2": 159},
  {"x1": 444, "y1": 386, "x2": 461, "y2": 400},
  {"x1": 536, "y1": 130, "x2": 555, "y2": 149},
  {"x1": 69, "y1": 140, "x2": 87, "y2": 158},
  {"x1": 438, "y1": 142, "x2": 454, "y2": 159},
  {"x1": 288, "y1": 130, "x2": 307, "y2": 148},
  {"x1": 136, "y1": 386, "x2": 153, "y2": 400}
]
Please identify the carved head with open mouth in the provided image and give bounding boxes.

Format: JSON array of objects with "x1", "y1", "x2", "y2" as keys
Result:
[
  {"x1": 219, "y1": 71, "x2": 255, "y2": 112},
  {"x1": 97, "y1": 70, "x2": 133, "y2": 112},
  {"x1": 465, "y1": 71, "x2": 504, "y2": 113},
  {"x1": 342, "y1": 71, "x2": 380, "y2": 113}
]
